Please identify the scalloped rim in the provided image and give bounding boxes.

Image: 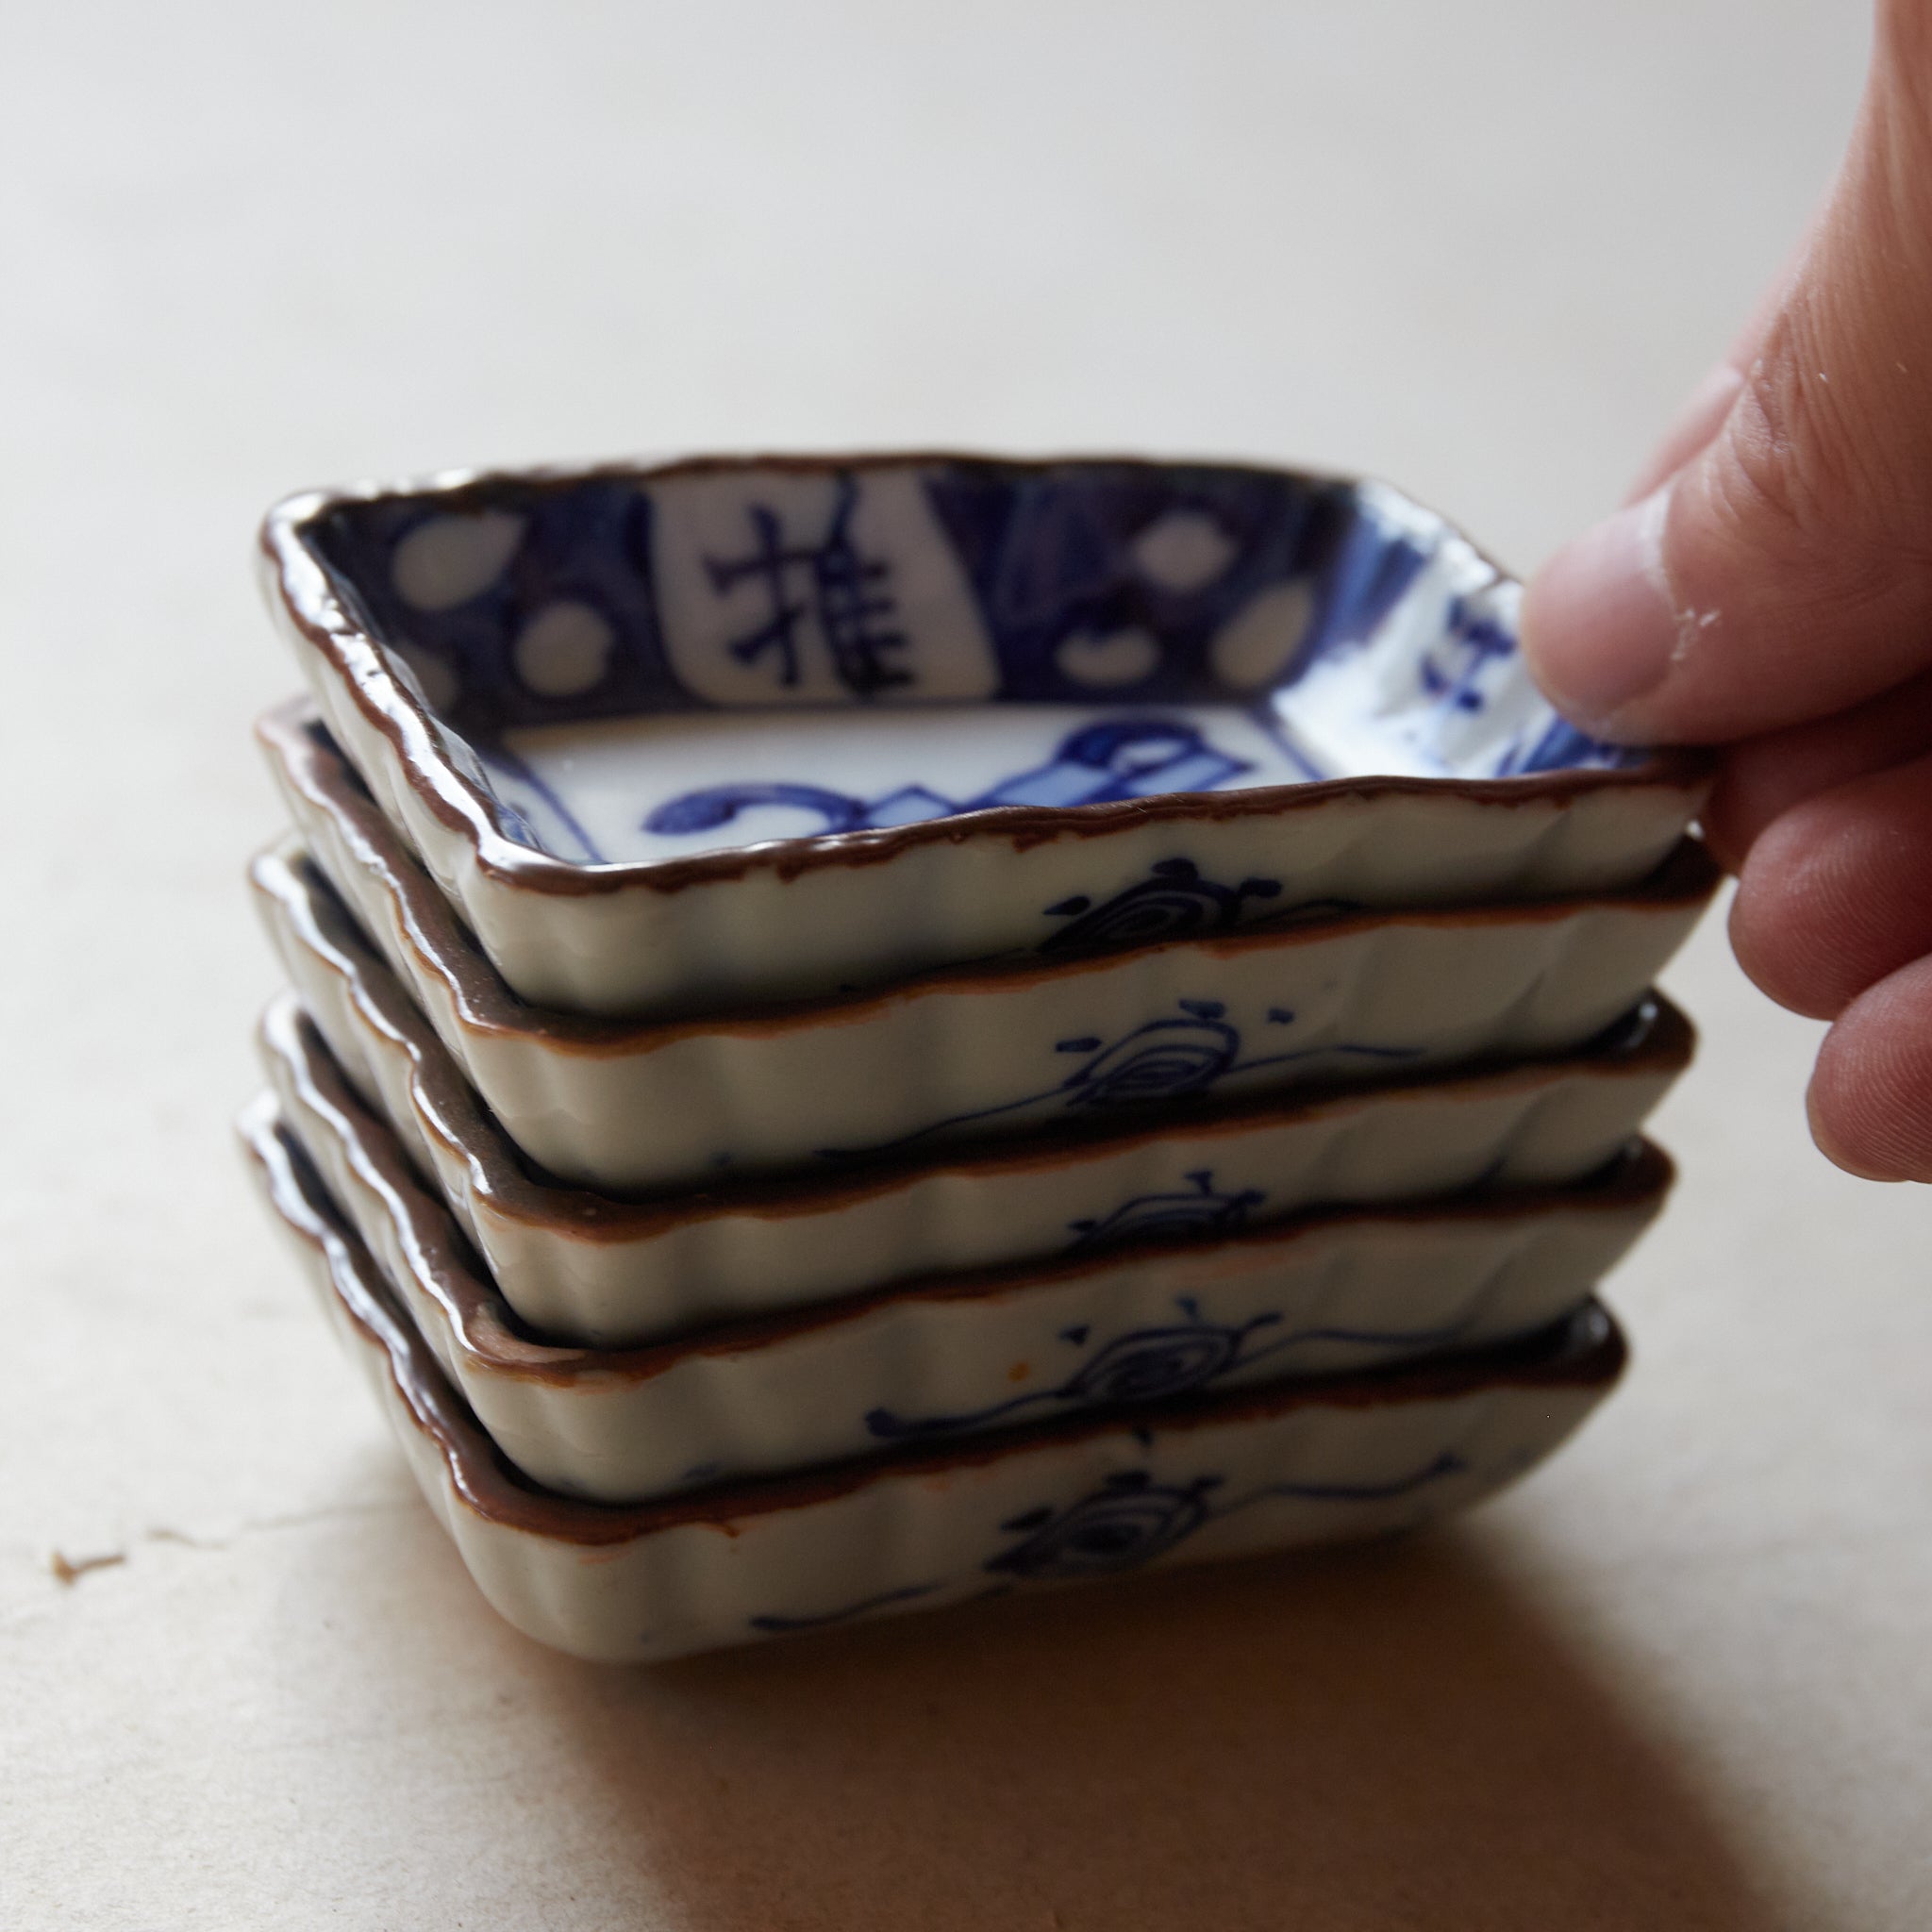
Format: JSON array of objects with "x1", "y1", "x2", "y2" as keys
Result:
[
  {"x1": 259, "y1": 451, "x2": 1715, "y2": 904},
  {"x1": 249, "y1": 836, "x2": 1697, "y2": 1245},
  {"x1": 258, "y1": 700, "x2": 1721, "y2": 1056},
  {"x1": 239, "y1": 1091, "x2": 1627, "y2": 1546},
  {"x1": 259, "y1": 988, "x2": 1672, "y2": 1390}
]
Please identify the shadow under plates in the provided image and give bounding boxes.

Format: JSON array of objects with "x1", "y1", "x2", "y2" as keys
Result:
[{"x1": 364, "y1": 1519, "x2": 1792, "y2": 1932}]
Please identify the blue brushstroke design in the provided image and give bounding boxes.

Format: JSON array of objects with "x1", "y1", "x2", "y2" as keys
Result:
[
  {"x1": 986, "y1": 1452, "x2": 1467, "y2": 1583},
  {"x1": 747, "y1": 1582, "x2": 942, "y2": 1635},
  {"x1": 643, "y1": 717, "x2": 1253, "y2": 841},
  {"x1": 862, "y1": 1296, "x2": 1486, "y2": 1442},
  {"x1": 814, "y1": 999, "x2": 1422, "y2": 1162},
  {"x1": 742, "y1": 1448, "x2": 1469, "y2": 1637}
]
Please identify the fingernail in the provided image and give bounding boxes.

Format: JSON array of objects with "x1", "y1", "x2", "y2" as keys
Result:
[{"x1": 1520, "y1": 486, "x2": 1679, "y2": 732}]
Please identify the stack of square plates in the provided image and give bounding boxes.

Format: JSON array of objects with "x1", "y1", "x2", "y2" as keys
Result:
[{"x1": 241, "y1": 455, "x2": 1714, "y2": 1662}]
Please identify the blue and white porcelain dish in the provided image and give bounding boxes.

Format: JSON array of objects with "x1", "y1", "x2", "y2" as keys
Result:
[
  {"x1": 261, "y1": 992, "x2": 1667, "y2": 1502},
  {"x1": 260, "y1": 455, "x2": 1711, "y2": 1018},
  {"x1": 259, "y1": 705, "x2": 1716, "y2": 1191},
  {"x1": 255, "y1": 844, "x2": 1695, "y2": 1346},
  {"x1": 241, "y1": 1097, "x2": 1626, "y2": 1663}
]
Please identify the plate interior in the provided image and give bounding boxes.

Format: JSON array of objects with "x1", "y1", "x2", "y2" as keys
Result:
[{"x1": 306, "y1": 459, "x2": 1633, "y2": 864}]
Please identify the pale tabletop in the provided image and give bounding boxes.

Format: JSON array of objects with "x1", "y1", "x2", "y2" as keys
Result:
[{"x1": 6, "y1": 4, "x2": 1927, "y2": 1926}]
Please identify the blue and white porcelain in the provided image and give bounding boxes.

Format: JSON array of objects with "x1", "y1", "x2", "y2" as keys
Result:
[
  {"x1": 259, "y1": 705, "x2": 1715, "y2": 1191},
  {"x1": 261, "y1": 991, "x2": 1667, "y2": 1502},
  {"x1": 260, "y1": 456, "x2": 1711, "y2": 1018},
  {"x1": 242, "y1": 1096, "x2": 1627, "y2": 1663},
  {"x1": 255, "y1": 842, "x2": 1695, "y2": 1345}
]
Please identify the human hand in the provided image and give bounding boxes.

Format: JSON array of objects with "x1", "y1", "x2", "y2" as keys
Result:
[{"x1": 1521, "y1": 0, "x2": 1932, "y2": 1181}]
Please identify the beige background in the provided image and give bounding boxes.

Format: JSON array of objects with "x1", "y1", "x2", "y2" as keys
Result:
[{"x1": 6, "y1": 3, "x2": 1927, "y2": 1925}]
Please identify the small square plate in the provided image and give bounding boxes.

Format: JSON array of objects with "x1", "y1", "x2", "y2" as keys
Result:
[
  {"x1": 258, "y1": 704, "x2": 1715, "y2": 1191},
  {"x1": 261, "y1": 455, "x2": 1709, "y2": 1017},
  {"x1": 262, "y1": 989, "x2": 1668, "y2": 1502},
  {"x1": 242, "y1": 1096, "x2": 1627, "y2": 1664},
  {"x1": 255, "y1": 838, "x2": 1694, "y2": 1345}
]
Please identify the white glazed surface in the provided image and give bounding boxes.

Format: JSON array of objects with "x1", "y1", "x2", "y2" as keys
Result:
[
  {"x1": 254, "y1": 844, "x2": 1694, "y2": 1344},
  {"x1": 259, "y1": 708, "x2": 1715, "y2": 1191},
  {"x1": 264, "y1": 464, "x2": 1709, "y2": 1019},
  {"x1": 241, "y1": 1098, "x2": 1623, "y2": 1664},
  {"x1": 498, "y1": 702, "x2": 1322, "y2": 863},
  {"x1": 261, "y1": 994, "x2": 1666, "y2": 1502}
]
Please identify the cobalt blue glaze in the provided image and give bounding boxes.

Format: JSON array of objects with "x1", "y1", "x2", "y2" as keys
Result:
[
  {"x1": 989, "y1": 1472, "x2": 1224, "y2": 1580},
  {"x1": 316, "y1": 463, "x2": 1378, "y2": 736},
  {"x1": 308, "y1": 459, "x2": 1630, "y2": 782}
]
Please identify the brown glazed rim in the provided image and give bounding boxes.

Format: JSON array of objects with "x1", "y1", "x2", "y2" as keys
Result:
[
  {"x1": 258, "y1": 698, "x2": 1722, "y2": 1055},
  {"x1": 258, "y1": 453, "x2": 1716, "y2": 903},
  {"x1": 240, "y1": 1094, "x2": 1628, "y2": 1545},
  {"x1": 248, "y1": 840, "x2": 1697, "y2": 1239},
  {"x1": 260, "y1": 987, "x2": 1673, "y2": 1387}
]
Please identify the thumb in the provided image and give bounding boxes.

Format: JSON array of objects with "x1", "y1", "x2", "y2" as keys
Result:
[{"x1": 1522, "y1": 0, "x2": 1932, "y2": 746}]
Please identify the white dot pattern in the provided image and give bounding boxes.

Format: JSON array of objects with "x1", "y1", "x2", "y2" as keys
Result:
[
  {"x1": 1131, "y1": 511, "x2": 1238, "y2": 592},
  {"x1": 391, "y1": 511, "x2": 526, "y2": 610},
  {"x1": 514, "y1": 600, "x2": 616, "y2": 697},
  {"x1": 1210, "y1": 580, "x2": 1314, "y2": 689}
]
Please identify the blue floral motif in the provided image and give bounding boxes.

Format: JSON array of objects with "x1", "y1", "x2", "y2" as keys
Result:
[
  {"x1": 1061, "y1": 1005, "x2": 1242, "y2": 1108},
  {"x1": 1060, "y1": 1322, "x2": 1258, "y2": 1403},
  {"x1": 641, "y1": 717, "x2": 1252, "y2": 841},
  {"x1": 862, "y1": 1292, "x2": 1489, "y2": 1443},
  {"x1": 924, "y1": 463, "x2": 1407, "y2": 706},
  {"x1": 865, "y1": 1299, "x2": 1281, "y2": 1441},
  {"x1": 1038, "y1": 858, "x2": 1282, "y2": 956},
  {"x1": 740, "y1": 1446, "x2": 1472, "y2": 1638},
  {"x1": 815, "y1": 998, "x2": 1423, "y2": 1160},
  {"x1": 1066, "y1": 1169, "x2": 1265, "y2": 1251},
  {"x1": 989, "y1": 1472, "x2": 1223, "y2": 1581},
  {"x1": 985, "y1": 1451, "x2": 1469, "y2": 1584}
]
